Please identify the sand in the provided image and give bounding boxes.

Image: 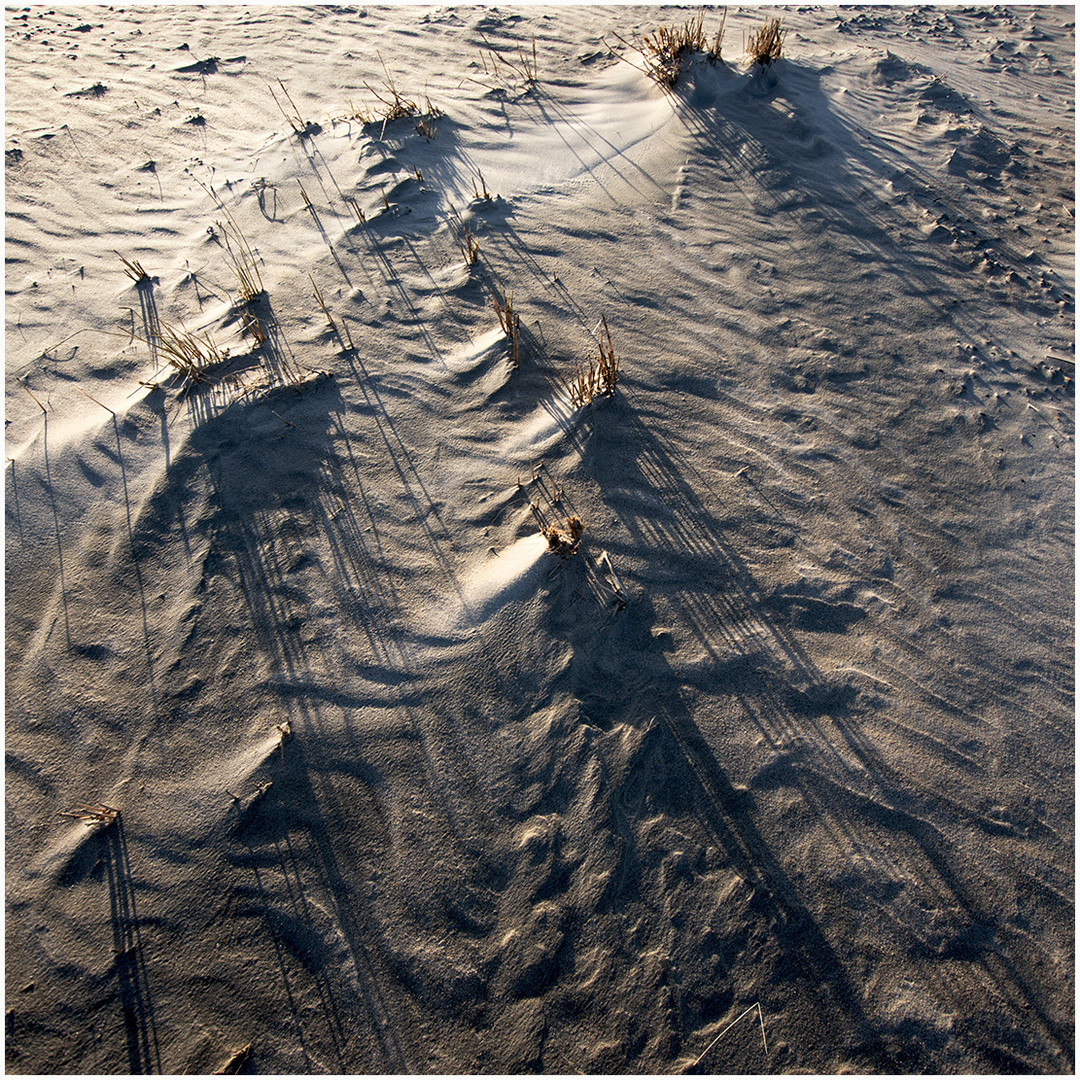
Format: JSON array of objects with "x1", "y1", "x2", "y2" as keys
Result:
[{"x1": 4, "y1": 4, "x2": 1074, "y2": 1074}]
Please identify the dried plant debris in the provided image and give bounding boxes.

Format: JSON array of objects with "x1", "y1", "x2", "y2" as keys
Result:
[
  {"x1": 542, "y1": 514, "x2": 584, "y2": 558},
  {"x1": 746, "y1": 18, "x2": 785, "y2": 66},
  {"x1": 565, "y1": 316, "x2": 619, "y2": 406},
  {"x1": 57, "y1": 804, "x2": 119, "y2": 827}
]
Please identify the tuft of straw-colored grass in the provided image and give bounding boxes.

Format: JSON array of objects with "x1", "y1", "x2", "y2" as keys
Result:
[
  {"x1": 310, "y1": 274, "x2": 355, "y2": 351},
  {"x1": 460, "y1": 227, "x2": 480, "y2": 266},
  {"x1": 450, "y1": 206, "x2": 480, "y2": 266},
  {"x1": 270, "y1": 79, "x2": 317, "y2": 137},
  {"x1": 491, "y1": 283, "x2": 520, "y2": 367},
  {"x1": 213, "y1": 210, "x2": 264, "y2": 305},
  {"x1": 344, "y1": 194, "x2": 366, "y2": 224},
  {"x1": 620, "y1": 10, "x2": 726, "y2": 89},
  {"x1": 471, "y1": 169, "x2": 495, "y2": 202},
  {"x1": 310, "y1": 274, "x2": 338, "y2": 334},
  {"x1": 151, "y1": 320, "x2": 228, "y2": 386},
  {"x1": 565, "y1": 316, "x2": 619, "y2": 406},
  {"x1": 240, "y1": 310, "x2": 266, "y2": 347},
  {"x1": 479, "y1": 34, "x2": 538, "y2": 87},
  {"x1": 746, "y1": 17, "x2": 784, "y2": 66},
  {"x1": 346, "y1": 58, "x2": 441, "y2": 140},
  {"x1": 115, "y1": 251, "x2": 151, "y2": 285}
]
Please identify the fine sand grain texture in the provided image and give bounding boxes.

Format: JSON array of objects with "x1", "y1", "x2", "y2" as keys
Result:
[{"x1": 5, "y1": 5, "x2": 1074, "y2": 1074}]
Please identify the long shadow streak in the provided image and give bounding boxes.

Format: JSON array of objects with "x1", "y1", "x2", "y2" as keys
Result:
[{"x1": 103, "y1": 816, "x2": 162, "y2": 1074}]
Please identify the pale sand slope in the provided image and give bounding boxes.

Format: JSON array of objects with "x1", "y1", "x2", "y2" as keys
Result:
[{"x1": 4, "y1": 5, "x2": 1074, "y2": 1073}]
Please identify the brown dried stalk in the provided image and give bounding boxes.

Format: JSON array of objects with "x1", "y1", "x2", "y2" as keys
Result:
[
  {"x1": 491, "y1": 284, "x2": 520, "y2": 367},
  {"x1": 565, "y1": 316, "x2": 619, "y2": 406},
  {"x1": 57, "y1": 803, "x2": 119, "y2": 827},
  {"x1": 747, "y1": 17, "x2": 784, "y2": 66}
]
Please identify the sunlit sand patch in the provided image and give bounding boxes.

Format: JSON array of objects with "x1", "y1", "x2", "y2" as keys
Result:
[
  {"x1": 500, "y1": 393, "x2": 577, "y2": 459},
  {"x1": 444, "y1": 326, "x2": 506, "y2": 374},
  {"x1": 435, "y1": 531, "x2": 549, "y2": 634}
]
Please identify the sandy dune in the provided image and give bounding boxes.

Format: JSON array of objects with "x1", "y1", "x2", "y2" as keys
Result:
[{"x1": 5, "y1": 5, "x2": 1074, "y2": 1073}]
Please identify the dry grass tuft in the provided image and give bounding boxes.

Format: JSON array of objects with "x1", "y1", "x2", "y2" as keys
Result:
[
  {"x1": 472, "y1": 168, "x2": 495, "y2": 202},
  {"x1": 542, "y1": 514, "x2": 584, "y2": 558},
  {"x1": 240, "y1": 310, "x2": 267, "y2": 347},
  {"x1": 270, "y1": 79, "x2": 318, "y2": 137},
  {"x1": 310, "y1": 273, "x2": 355, "y2": 351},
  {"x1": 460, "y1": 228, "x2": 480, "y2": 266},
  {"x1": 479, "y1": 35, "x2": 538, "y2": 87},
  {"x1": 565, "y1": 316, "x2": 619, "y2": 406},
  {"x1": 151, "y1": 320, "x2": 228, "y2": 386},
  {"x1": 415, "y1": 94, "x2": 441, "y2": 139},
  {"x1": 621, "y1": 10, "x2": 726, "y2": 89},
  {"x1": 450, "y1": 206, "x2": 481, "y2": 266},
  {"x1": 346, "y1": 60, "x2": 441, "y2": 140},
  {"x1": 213, "y1": 210, "x2": 264, "y2": 305},
  {"x1": 344, "y1": 194, "x2": 366, "y2": 224},
  {"x1": 57, "y1": 803, "x2": 119, "y2": 827},
  {"x1": 115, "y1": 251, "x2": 150, "y2": 285},
  {"x1": 746, "y1": 17, "x2": 784, "y2": 66},
  {"x1": 491, "y1": 283, "x2": 521, "y2": 367},
  {"x1": 310, "y1": 274, "x2": 337, "y2": 333}
]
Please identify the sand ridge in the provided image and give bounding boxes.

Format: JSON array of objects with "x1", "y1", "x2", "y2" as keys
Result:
[{"x1": 5, "y1": 5, "x2": 1074, "y2": 1074}]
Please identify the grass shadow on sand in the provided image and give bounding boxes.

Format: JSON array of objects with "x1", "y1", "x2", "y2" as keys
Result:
[
  {"x1": 548, "y1": 573, "x2": 890, "y2": 1071},
  {"x1": 573, "y1": 391, "x2": 1073, "y2": 1070},
  {"x1": 670, "y1": 57, "x2": 1058, "y2": 331},
  {"x1": 227, "y1": 739, "x2": 408, "y2": 1073},
  {"x1": 102, "y1": 815, "x2": 163, "y2": 1074}
]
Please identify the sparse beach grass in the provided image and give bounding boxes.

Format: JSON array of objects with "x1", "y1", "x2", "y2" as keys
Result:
[
  {"x1": 479, "y1": 34, "x2": 538, "y2": 87},
  {"x1": 565, "y1": 316, "x2": 619, "y2": 405},
  {"x1": 213, "y1": 210, "x2": 264, "y2": 305},
  {"x1": 491, "y1": 283, "x2": 521, "y2": 366},
  {"x1": 150, "y1": 319, "x2": 228, "y2": 386},
  {"x1": 746, "y1": 17, "x2": 785, "y2": 66},
  {"x1": 613, "y1": 10, "x2": 726, "y2": 88},
  {"x1": 115, "y1": 252, "x2": 150, "y2": 285},
  {"x1": 270, "y1": 78, "x2": 322, "y2": 138}
]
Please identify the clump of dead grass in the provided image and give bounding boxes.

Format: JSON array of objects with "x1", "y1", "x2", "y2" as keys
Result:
[
  {"x1": 479, "y1": 35, "x2": 538, "y2": 87},
  {"x1": 212, "y1": 210, "x2": 264, "y2": 305},
  {"x1": 151, "y1": 320, "x2": 228, "y2": 387},
  {"x1": 344, "y1": 194, "x2": 366, "y2": 224},
  {"x1": 450, "y1": 207, "x2": 480, "y2": 267},
  {"x1": 115, "y1": 251, "x2": 151, "y2": 285},
  {"x1": 310, "y1": 273, "x2": 356, "y2": 351},
  {"x1": 491, "y1": 283, "x2": 520, "y2": 367},
  {"x1": 565, "y1": 316, "x2": 619, "y2": 406},
  {"x1": 746, "y1": 17, "x2": 785, "y2": 66},
  {"x1": 615, "y1": 10, "x2": 726, "y2": 89},
  {"x1": 541, "y1": 514, "x2": 584, "y2": 558},
  {"x1": 269, "y1": 78, "x2": 319, "y2": 138},
  {"x1": 344, "y1": 57, "x2": 440, "y2": 139}
]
